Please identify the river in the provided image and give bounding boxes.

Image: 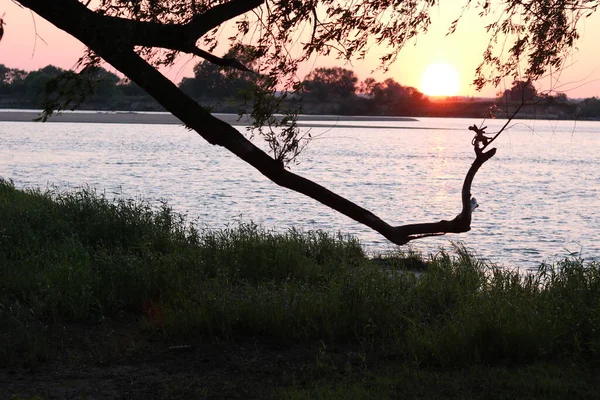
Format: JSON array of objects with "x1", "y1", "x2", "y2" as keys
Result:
[{"x1": 1, "y1": 114, "x2": 598, "y2": 269}]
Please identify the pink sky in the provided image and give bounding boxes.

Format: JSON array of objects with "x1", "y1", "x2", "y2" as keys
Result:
[{"x1": 3, "y1": 0, "x2": 600, "y2": 98}]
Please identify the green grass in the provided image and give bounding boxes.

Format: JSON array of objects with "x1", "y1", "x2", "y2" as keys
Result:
[{"x1": 1, "y1": 177, "x2": 600, "y2": 375}]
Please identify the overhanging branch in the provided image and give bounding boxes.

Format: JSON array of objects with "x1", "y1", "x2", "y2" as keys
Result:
[{"x1": 18, "y1": 0, "x2": 499, "y2": 247}]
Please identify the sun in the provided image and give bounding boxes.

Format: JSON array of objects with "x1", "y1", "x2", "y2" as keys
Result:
[{"x1": 420, "y1": 63, "x2": 460, "y2": 97}]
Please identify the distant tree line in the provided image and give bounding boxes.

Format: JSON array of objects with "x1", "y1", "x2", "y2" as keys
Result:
[
  {"x1": 178, "y1": 56, "x2": 431, "y2": 116},
  {"x1": 493, "y1": 80, "x2": 586, "y2": 120},
  {"x1": 0, "y1": 64, "x2": 157, "y2": 110},
  {"x1": 2, "y1": 62, "x2": 599, "y2": 120},
  {"x1": 299, "y1": 67, "x2": 430, "y2": 115}
]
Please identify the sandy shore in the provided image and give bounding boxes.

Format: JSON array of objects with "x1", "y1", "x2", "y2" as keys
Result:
[{"x1": 0, "y1": 110, "x2": 417, "y2": 125}]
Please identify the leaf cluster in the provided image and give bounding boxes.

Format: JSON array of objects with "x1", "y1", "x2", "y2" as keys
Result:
[{"x1": 474, "y1": 0, "x2": 597, "y2": 89}]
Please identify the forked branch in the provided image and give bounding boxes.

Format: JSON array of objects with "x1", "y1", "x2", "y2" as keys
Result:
[{"x1": 390, "y1": 146, "x2": 496, "y2": 244}]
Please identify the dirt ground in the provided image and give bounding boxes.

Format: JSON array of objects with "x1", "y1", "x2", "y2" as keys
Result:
[
  {"x1": 0, "y1": 320, "x2": 364, "y2": 400},
  {"x1": 4, "y1": 320, "x2": 600, "y2": 400},
  {"x1": 2, "y1": 342, "x2": 314, "y2": 399}
]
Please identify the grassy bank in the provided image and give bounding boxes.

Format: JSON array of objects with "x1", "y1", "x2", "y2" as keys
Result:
[{"x1": 1, "y1": 178, "x2": 599, "y2": 398}]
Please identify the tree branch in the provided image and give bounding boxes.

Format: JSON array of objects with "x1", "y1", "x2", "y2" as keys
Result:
[
  {"x1": 186, "y1": 0, "x2": 265, "y2": 38},
  {"x1": 17, "y1": 0, "x2": 264, "y2": 59},
  {"x1": 18, "y1": 0, "x2": 498, "y2": 246},
  {"x1": 389, "y1": 147, "x2": 496, "y2": 244},
  {"x1": 189, "y1": 47, "x2": 253, "y2": 72}
]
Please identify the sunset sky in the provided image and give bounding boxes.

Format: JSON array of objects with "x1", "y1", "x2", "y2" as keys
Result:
[{"x1": 2, "y1": 0, "x2": 600, "y2": 98}]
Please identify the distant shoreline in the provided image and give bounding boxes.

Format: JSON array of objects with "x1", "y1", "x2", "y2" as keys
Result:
[{"x1": 0, "y1": 110, "x2": 418, "y2": 126}]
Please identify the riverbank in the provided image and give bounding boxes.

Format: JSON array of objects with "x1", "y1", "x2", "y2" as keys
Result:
[
  {"x1": 0, "y1": 109, "x2": 418, "y2": 126},
  {"x1": 1, "y1": 180, "x2": 599, "y2": 399}
]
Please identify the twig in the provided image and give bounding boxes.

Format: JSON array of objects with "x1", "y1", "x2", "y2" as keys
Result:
[{"x1": 481, "y1": 82, "x2": 529, "y2": 152}]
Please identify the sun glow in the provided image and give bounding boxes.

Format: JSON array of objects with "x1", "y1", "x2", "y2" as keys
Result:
[{"x1": 420, "y1": 63, "x2": 460, "y2": 97}]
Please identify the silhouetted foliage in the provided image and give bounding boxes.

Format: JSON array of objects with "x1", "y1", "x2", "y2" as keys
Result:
[
  {"x1": 2, "y1": 62, "x2": 597, "y2": 120},
  {"x1": 500, "y1": 80, "x2": 538, "y2": 102},
  {"x1": 0, "y1": 63, "x2": 160, "y2": 110},
  {"x1": 179, "y1": 44, "x2": 259, "y2": 100},
  {"x1": 22, "y1": 65, "x2": 66, "y2": 101},
  {"x1": 0, "y1": 65, "x2": 27, "y2": 95},
  {"x1": 302, "y1": 67, "x2": 358, "y2": 102},
  {"x1": 367, "y1": 78, "x2": 429, "y2": 115},
  {"x1": 575, "y1": 96, "x2": 600, "y2": 119}
]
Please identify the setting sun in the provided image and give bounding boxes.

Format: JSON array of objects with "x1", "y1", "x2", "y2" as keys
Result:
[{"x1": 420, "y1": 63, "x2": 460, "y2": 97}]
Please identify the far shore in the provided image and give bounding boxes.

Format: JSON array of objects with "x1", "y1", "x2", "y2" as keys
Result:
[{"x1": 0, "y1": 110, "x2": 418, "y2": 126}]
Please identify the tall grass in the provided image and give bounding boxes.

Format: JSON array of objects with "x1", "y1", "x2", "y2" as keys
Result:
[{"x1": 1, "y1": 178, "x2": 599, "y2": 367}]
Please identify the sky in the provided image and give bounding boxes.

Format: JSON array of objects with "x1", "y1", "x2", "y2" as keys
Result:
[{"x1": 2, "y1": 0, "x2": 600, "y2": 98}]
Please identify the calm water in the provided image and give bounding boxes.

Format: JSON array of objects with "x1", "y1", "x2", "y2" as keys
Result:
[{"x1": 1, "y1": 116, "x2": 599, "y2": 268}]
